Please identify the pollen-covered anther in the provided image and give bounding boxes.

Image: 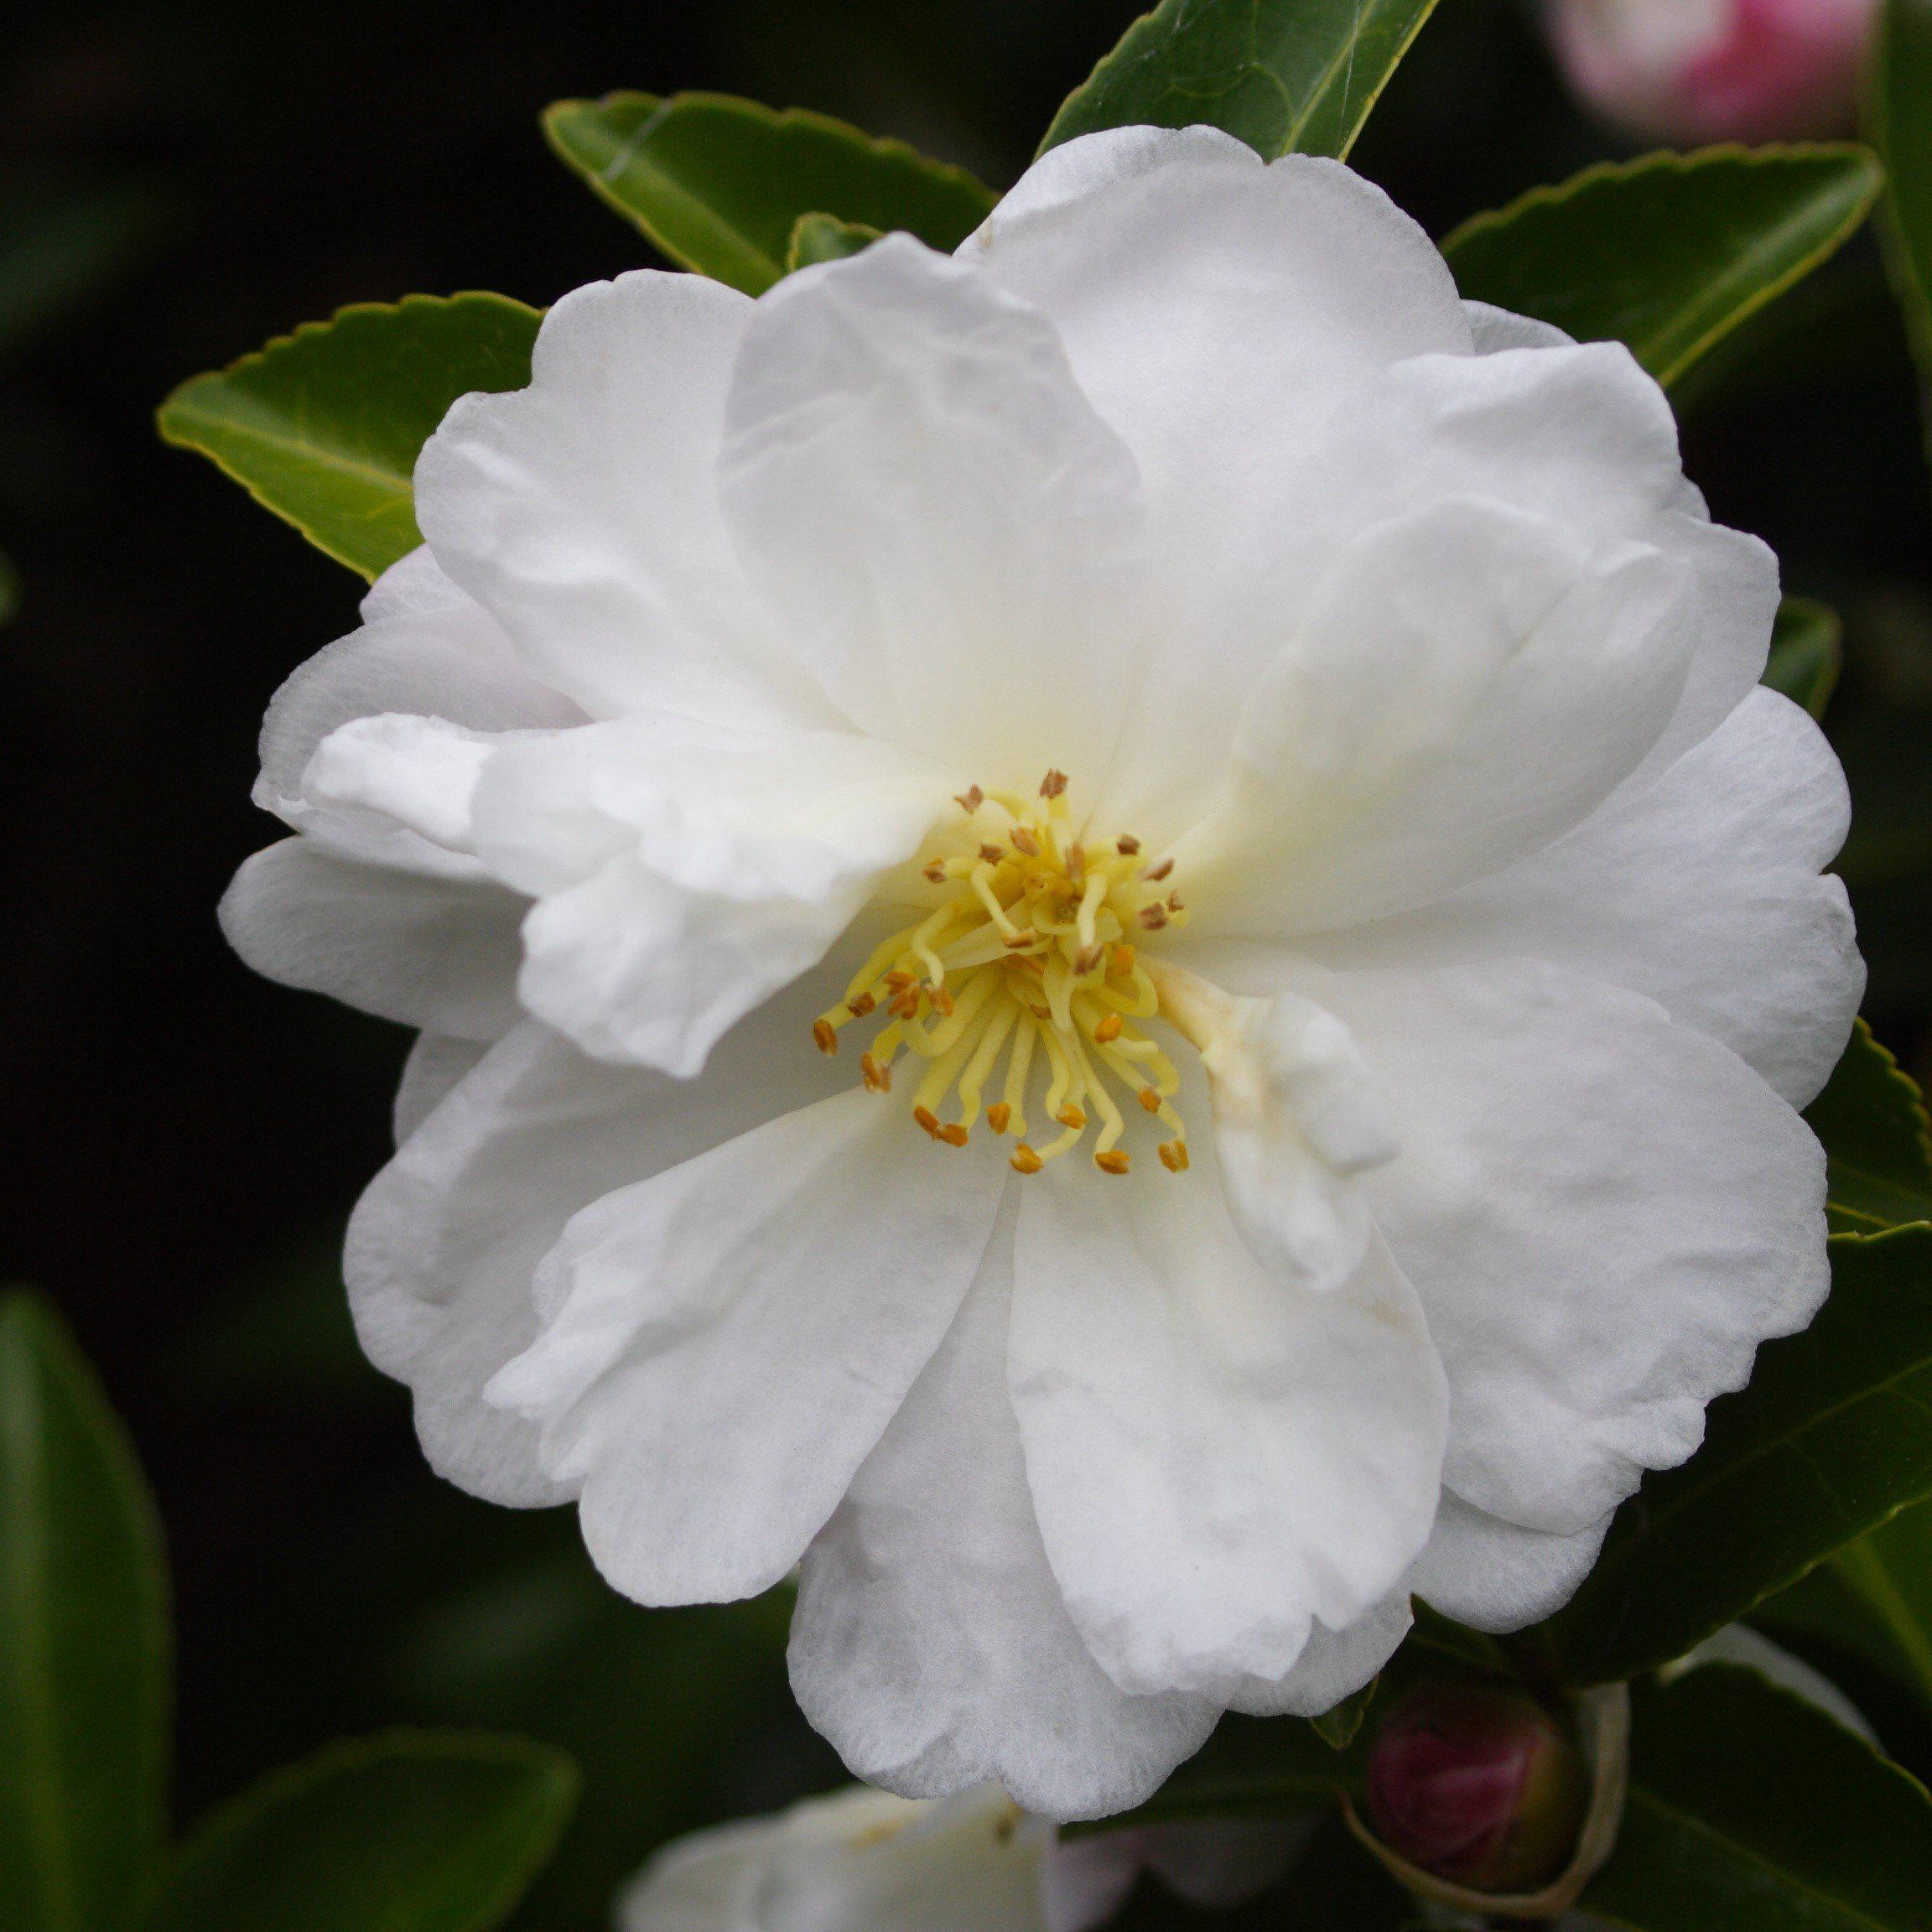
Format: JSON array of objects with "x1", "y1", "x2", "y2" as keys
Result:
[
  {"x1": 1145, "y1": 858, "x2": 1175, "y2": 883},
  {"x1": 813, "y1": 767, "x2": 1194, "y2": 1177},
  {"x1": 1159, "y1": 1140, "x2": 1191, "y2": 1173}
]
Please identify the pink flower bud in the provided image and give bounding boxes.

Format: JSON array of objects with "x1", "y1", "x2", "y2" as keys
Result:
[
  {"x1": 1545, "y1": 0, "x2": 1877, "y2": 144},
  {"x1": 1364, "y1": 1681, "x2": 1588, "y2": 1894}
]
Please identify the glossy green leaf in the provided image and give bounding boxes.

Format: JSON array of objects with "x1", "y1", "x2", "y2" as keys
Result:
[
  {"x1": 786, "y1": 212, "x2": 883, "y2": 273},
  {"x1": 1873, "y1": 1, "x2": 1932, "y2": 421},
  {"x1": 1545, "y1": 1224, "x2": 1932, "y2": 1685},
  {"x1": 542, "y1": 93, "x2": 994, "y2": 297},
  {"x1": 144, "y1": 1732, "x2": 576, "y2": 1932},
  {"x1": 1762, "y1": 594, "x2": 1843, "y2": 719},
  {"x1": 1444, "y1": 145, "x2": 1884, "y2": 389},
  {"x1": 158, "y1": 293, "x2": 540, "y2": 579},
  {"x1": 1805, "y1": 1020, "x2": 1932, "y2": 1234},
  {"x1": 1834, "y1": 1504, "x2": 1932, "y2": 1703},
  {"x1": 1583, "y1": 1665, "x2": 1932, "y2": 1929},
  {"x1": 0, "y1": 1291, "x2": 169, "y2": 1932},
  {"x1": 1040, "y1": 0, "x2": 1441, "y2": 161}
]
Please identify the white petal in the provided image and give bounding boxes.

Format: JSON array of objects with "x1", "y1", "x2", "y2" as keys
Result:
[
  {"x1": 618, "y1": 1786, "x2": 1055, "y2": 1932},
  {"x1": 968, "y1": 137, "x2": 1471, "y2": 844},
  {"x1": 717, "y1": 233, "x2": 1149, "y2": 792},
  {"x1": 1226, "y1": 1590, "x2": 1415, "y2": 1719},
  {"x1": 1010, "y1": 1111, "x2": 1448, "y2": 1700},
  {"x1": 1194, "y1": 949, "x2": 1830, "y2": 1535},
  {"x1": 416, "y1": 271, "x2": 835, "y2": 729},
  {"x1": 393, "y1": 1033, "x2": 488, "y2": 1145},
  {"x1": 345, "y1": 962, "x2": 850, "y2": 1506},
  {"x1": 1181, "y1": 496, "x2": 1697, "y2": 931},
  {"x1": 1464, "y1": 301, "x2": 1573, "y2": 353},
  {"x1": 1309, "y1": 686, "x2": 1861, "y2": 1108},
  {"x1": 469, "y1": 718, "x2": 951, "y2": 1077},
  {"x1": 302, "y1": 713, "x2": 497, "y2": 857},
  {"x1": 485, "y1": 1089, "x2": 1006, "y2": 1604},
  {"x1": 219, "y1": 839, "x2": 525, "y2": 1041},
  {"x1": 1412, "y1": 1493, "x2": 1611, "y2": 1633},
  {"x1": 257, "y1": 548, "x2": 581, "y2": 875},
  {"x1": 791, "y1": 1198, "x2": 1218, "y2": 1822}
]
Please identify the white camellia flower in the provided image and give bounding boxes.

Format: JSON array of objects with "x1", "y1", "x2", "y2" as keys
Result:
[
  {"x1": 222, "y1": 126, "x2": 1862, "y2": 1820},
  {"x1": 614, "y1": 1782, "x2": 1306, "y2": 1932}
]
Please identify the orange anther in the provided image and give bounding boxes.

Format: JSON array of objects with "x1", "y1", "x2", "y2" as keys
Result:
[
  {"x1": 979, "y1": 844, "x2": 1005, "y2": 865},
  {"x1": 1139, "y1": 904, "x2": 1169, "y2": 931},
  {"x1": 891, "y1": 989, "x2": 922, "y2": 1020},
  {"x1": 1011, "y1": 827, "x2": 1040, "y2": 857},
  {"x1": 1073, "y1": 943, "x2": 1104, "y2": 975},
  {"x1": 913, "y1": 1106, "x2": 942, "y2": 1139},
  {"x1": 955, "y1": 785, "x2": 984, "y2": 813},
  {"x1": 986, "y1": 1103, "x2": 1012, "y2": 1134},
  {"x1": 1144, "y1": 857, "x2": 1175, "y2": 882},
  {"x1": 1005, "y1": 927, "x2": 1039, "y2": 950},
  {"x1": 1139, "y1": 1088, "x2": 1161, "y2": 1114},
  {"x1": 848, "y1": 991, "x2": 876, "y2": 1018},
  {"x1": 923, "y1": 860, "x2": 948, "y2": 884},
  {"x1": 1109, "y1": 944, "x2": 1136, "y2": 976},
  {"x1": 1057, "y1": 1104, "x2": 1087, "y2": 1130},
  {"x1": 930, "y1": 985, "x2": 956, "y2": 1018},
  {"x1": 886, "y1": 969, "x2": 917, "y2": 990},
  {"x1": 813, "y1": 1019, "x2": 838, "y2": 1055},
  {"x1": 1040, "y1": 769, "x2": 1069, "y2": 799},
  {"x1": 1095, "y1": 1150, "x2": 1131, "y2": 1176},
  {"x1": 1116, "y1": 834, "x2": 1141, "y2": 856},
  {"x1": 1093, "y1": 1014, "x2": 1124, "y2": 1044},
  {"x1": 1167, "y1": 892, "x2": 1184, "y2": 912},
  {"x1": 1010, "y1": 1145, "x2": 1045, "y2": 1175},
  {"x1": 861, "y1": 1054, "x2": 891, "y2": 1093},
  {"x1": 939, "y1": 1124, "x2": 970, "y2": 1148},
  {"x1": 1159, "y1": 1140, "x2": 1191, "y2": 1172}
]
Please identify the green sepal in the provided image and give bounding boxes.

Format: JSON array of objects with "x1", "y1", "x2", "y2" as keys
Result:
[
  {"x1": 1544, "y1": 1225, "x2": 1932, "y2": 1685},
  {"x1": 1805, "y1": 1020, "x2": 1932, "y2": 1235},
  {"x1": 1444, "y1": 145, "x2": 1884, "y2": 390},
  {"x1": 542, "y1": 92, "x2": 993, "y2": 297},
  {"x1": 158, "y1": 292, "x2": 540, "y2": 580},
  {"x1": 0, "y1": 1289, "x2": 170, "y2": 1932},
  {"x1": 1311, "y1": 1679, "x2": 1377, "y2": 1753},
  {"x1": 1763, "y1": 594, "x2": 1844, "y2": 719},
  {"x1": 1039, "y1": 0, "x2": 1441, "y2": 162},
  {"x1": 786, "y1": 213, "x2": 885, "y2": 273},
  {"x1": 143, "y1": 1730, "x2": 577, "y2": 1932},
  {"x1": 1582, "y1": 1664, "x2": 1932, "y2": 1929}
]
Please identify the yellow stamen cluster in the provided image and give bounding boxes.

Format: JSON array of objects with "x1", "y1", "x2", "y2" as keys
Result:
[{"x1": 813, "y1": 771, "x2": 1192, "y2": 1176}]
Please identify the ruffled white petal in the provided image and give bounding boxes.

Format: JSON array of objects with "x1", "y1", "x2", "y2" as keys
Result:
[
  {"x1": 302, "y1": 713, "x2": 497, "y2": 860},
  {"x1": 1010, "y1": 1100, "x2": 1448, "y2": 1701},
  {"x1": 969, "y1": 133, "x2": 1472, "y2": 844},
  {"x1": 1412, "y1": 1493, "x2": 1612, "y2": 1633},
  {"x1": 1307, "y1": 686, "x2": 1861, "y2": 1108},
  {"x1": 345, "y1": 963, "x2": 849, "y2": 1507},
  {"x1": 485, "y1": 1088, "x2": 1006, "y2": 1604},
  {"x1": 392, "y1": 1033, "x2": 488, "y2": 1145},
  {"x1": 468, "y1": 717, "x2": 952, "y2": 1076},
  {"x1": 415, "y1": 271, "x2": 836, "y2": 730},
  {"x1": 617, "y1": 1785, "x2": 1053, "y2": 1932},
  {"x1": 1463, "y1": 301, "x2": 1573, "y2": 354},
  {"x1": 254, "y1": 548, "x2": 581, "y2": 875},
  {"x1": 219, "y1": 839, "x2": 525, "y2": 1041},
  {"x1": 1181, "y1": 494, "x2": 1698, "y2": 932},
  {"x1": 1226, "y1": 1590, "x2": 1416, "y2": 1719},
  {"x1": 791, "y1": 1199, "x2": 1218, "y2": 1823},
  {"x1": 1194, "y1": 949, "x2": 1830, "y2": 1536},
  {"x1": 718, "y1": 234, "x2": 1149, "y2": 792}
]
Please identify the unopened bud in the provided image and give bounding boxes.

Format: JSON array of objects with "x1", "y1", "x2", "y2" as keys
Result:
[
  {"x1": 1364, "y1": 1680, "x2": 1587, "y2": 1895},
  {"x1": 1544, "y1": 0, "x2": 1875, "y2": 145}
]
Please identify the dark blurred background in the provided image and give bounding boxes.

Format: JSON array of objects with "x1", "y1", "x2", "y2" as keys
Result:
[{"x1": 3, "y1": 0, "x2": 1928, "y2": 1923}]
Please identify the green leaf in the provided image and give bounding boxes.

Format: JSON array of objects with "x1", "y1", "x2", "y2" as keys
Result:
[
  {"x1": 0, "y1": 1290, "x2": 169, "y2": 1932},
  {"x1": 144, "y1": 1732, "x2": 577, "y2": 1932},
  {"x1": 1545, "y1": 1225, "x2": 1932, "y2": 1685},
  {"x1": 786, "y1": 212, "x2": 884, "y2": 273},
  {"x1": 542, "y1": 93, "x2": 994, "y2": 297},
  {"x1": 1835, "y1": 1504, "x2": 1932, "y2": 1704},
  {"x1": 1040, "y1": 0, "x2": 1441, "y2": 162},
  {"x1": 1805, "y1": 1020, "x2": 1932, "y2": 1235},
  {"x1": 1872, "y1": 1, "x2": 1932, "y2": 426},
  {"x1": 158, "y1": 292, "x2": 540, "y2": 579},
  {"x1": 1762, "y1": 594, "x2": 1843, "y2": 719},
  {"x1": 1311, "y1": 1680, "x2": 1376, "y2": 1753},
  {"x1": 1582, "y1": 1665, "x2": 1932, "y2": 1929},
  {"x1": 1074, "y1": 1713, "x2": 1352, "y2": 1830},
  {"x1": 1443, "y1": 145, "x2": 1885, "y2": 390}
]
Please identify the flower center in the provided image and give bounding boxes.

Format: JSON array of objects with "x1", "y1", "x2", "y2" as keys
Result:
[{"x1": 813, "y1": 770, "x2": 1192, "y2": 1176}]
